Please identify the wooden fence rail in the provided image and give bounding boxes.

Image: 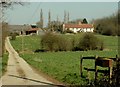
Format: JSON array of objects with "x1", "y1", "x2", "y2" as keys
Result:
[{"x1": 80, "y1": 55, "x2": 118, "y2": 83}]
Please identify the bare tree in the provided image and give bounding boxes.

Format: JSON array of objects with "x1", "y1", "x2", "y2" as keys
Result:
[
  {"x1": 0, "y1": 0, "x2": 25, "y2": 57},
  {"x1": 64, "y1": 10, "x2": 67, "y2": 24},
  {"x1": 0, "y1": 0, "x2": 25, "y2": 22},
  {"x1": 0, "y1": 0, "x2": 24, "y2": 8},
  {"x1": 67, "y1": 12, "x2": 69, "y2": 23}
]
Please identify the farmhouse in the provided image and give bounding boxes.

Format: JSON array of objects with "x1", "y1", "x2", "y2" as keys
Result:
[
  {"x1": 63, "y1": 22, "x2": 94, "y2": 33},
  {"x1": 9, "y1": 24, "x2": 40, "y2": 35},
  {"x1": 25, "y1": 24, "x2": 39, "y2": 35}
]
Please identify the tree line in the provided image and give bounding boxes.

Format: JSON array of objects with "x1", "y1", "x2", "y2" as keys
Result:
[
  {"x1": 94, "y1": 11, "x2": 120, "y2": 36},
  {"x1": 36, "y1": 9, "x2": 89, "y2": 33}
]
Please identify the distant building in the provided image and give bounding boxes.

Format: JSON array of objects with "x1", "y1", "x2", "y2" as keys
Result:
[
  {"x1": 9, "y1": 24, "x2": 41, "y2": 35},
  {"x1": 63, "y1": 22, "x2": 94, "y2": 33},
  {"x1": 25, "y1": 24, "x2": 39, "y2": 35}
]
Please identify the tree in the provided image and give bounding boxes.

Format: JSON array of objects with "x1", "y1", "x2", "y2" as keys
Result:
[
  {"x1": 82, "y1": 18, "x2": 88, "y2": 24},
  {"x1": 0, "y1": 0, "x2": 25, "y2": 22},
  {"x1": 67, "y1": 12, "x2": 69, "y2": 23},
  {"x1": 69, "y1": 18, "x2": 83, "y2": 24},
  {"x1": 36, "y1": 9, "x2": 44, "y2": 28},
  {"x1": 0, "y1": 0, "x2": 25, "y2": 57},
  {"x1": 41, "y1": 32, "x2": 73, "y2": 51},
  {"x1": 40, "y1": 9, "x2": 43, "y2": 29},
  {"x1": 64, "y1": 10, "x2": 67, "y2": 23},
  {"x1": 48, "y1": 20, "x2": 63, "y2": 32},
  {"x1": 94, "y1": 12, "x2": 119, "y2": 36},
  {"x1": 48, "y1": 10, "x2": 51, "y2": 29},
  {"x1": 78, "y1": 33, "x2": 103, "y2": 51}
]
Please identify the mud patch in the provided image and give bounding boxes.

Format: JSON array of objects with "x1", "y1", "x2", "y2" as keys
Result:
[{"x1": 17, "y1": 68, "x2": 26, "y2": 78}]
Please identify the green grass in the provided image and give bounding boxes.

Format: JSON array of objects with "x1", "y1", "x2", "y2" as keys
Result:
[
  {"x1": 11, "y1": 35, "x2": 41, "y2": 52},
  {"x1": 10, "y1": 34, "x2": 118, "y2": 85},
  {"x1": 0, "y1": 52, "x2": 9, "y2": 77},
  {"x1": 20, "y1": 50, "x2": 117, "y2": 84},
  {"x1": 11, "y1": 34, "x2": 118, "y2": 52}
]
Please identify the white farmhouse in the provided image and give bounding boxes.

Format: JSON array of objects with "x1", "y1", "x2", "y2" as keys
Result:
[{"x1": 63, "y1": 22, "x2": 94, "y2": 33}]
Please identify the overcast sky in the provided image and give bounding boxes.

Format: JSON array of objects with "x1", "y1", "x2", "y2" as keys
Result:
[{"x1": 5, "y1": 2, "x2": 118, "y2": 26}]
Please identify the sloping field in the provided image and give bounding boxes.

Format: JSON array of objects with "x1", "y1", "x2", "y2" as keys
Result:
[{"x1": 10, "y1": 34, "x2": 118, "y2": 85}]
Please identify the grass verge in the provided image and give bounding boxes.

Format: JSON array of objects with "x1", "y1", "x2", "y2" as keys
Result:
[{"x1": 0, "y1": 52, "x2": 9, "y2": 77}]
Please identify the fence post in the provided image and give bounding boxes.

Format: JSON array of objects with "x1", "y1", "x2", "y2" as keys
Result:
[
  {"x1": 95, "y1": 55, "x2": 98, "y2": 84},
  {"x1": 109, "y1": 66, "x2": 112, "y2": 83},
  {"x1": 116, "y1": 55, "x2": 120, "y2": 85},
  {"x1": 80, "y1": 55, "x2": 83, "y2": 77}
]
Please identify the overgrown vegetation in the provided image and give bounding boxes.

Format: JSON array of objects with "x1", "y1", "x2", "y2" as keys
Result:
[
  {"x1": 41, "y1": 32, "x2": 73, "y2": 51},
  {"x1": 78, "y1": 33, "x2": 104, "y2": 51},
  {"x1": 112, "y1": 57, "x2": 120, "y2": 86},
  {"x1": 0, "y1": 52, "x2": 8, "y2": 77},
  {"x1": 94, "y1": 12, "x2": 119, "y2": 36},
  {"x1": 41, "y1": 32, "x2": 104, "y2": 52},
  {"x1": 10, "y1": 32, "x2": 17, "y2": 40}
]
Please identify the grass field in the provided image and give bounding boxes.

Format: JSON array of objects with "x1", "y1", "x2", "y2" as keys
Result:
[{"x1": 10, "y1": 33, "x2": 118, "y2": 85}]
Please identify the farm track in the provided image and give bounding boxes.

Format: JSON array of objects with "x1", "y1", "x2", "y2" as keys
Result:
[{"x1": 1, "y1": 37, "x2": 60, "y2": 87}]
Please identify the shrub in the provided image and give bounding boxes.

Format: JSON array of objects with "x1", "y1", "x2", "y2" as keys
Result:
[
  {"x1": 66, "y1": 29, "x2": 74, "y2": 33},
  {"x1": 94, "y1": 12, "x2": 118, "y2": 36},
  {"x1": 102, "y1": 26, "x2": 116, "y2": 36},
  {"x1": 112, "y1": 57, "x2": 120, "y2": 86},
  {"x1": 41, "y1": 32, "x2": 73, "y2": 52},
  {"x1": 78, "y1": 33, "x2": 104, "y2": 51},
  {"x1": 10, "y1": 33, "x2": 17, "y2": 40},
  {"x1": 58, "y1": 37, "x2": 73, "y2": 51},
  {"x1": 41, "y1": 32, "x2": 59, "y2": 51}
]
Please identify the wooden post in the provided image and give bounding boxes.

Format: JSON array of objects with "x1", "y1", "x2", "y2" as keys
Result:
[
  {"x1": 80, "y1": 55, "x2": 83, "y2": 77},
  {"x1": 109, "y1": 66, "x2": 112, "y2": 83},
  {"x1": 86, "y1": 68, "x2": 90, "y2": 83},
  {"x1": 95, "y1": 55, "x2": 98, "y2": 83},
  {"x1": 116, "y1": 55, "x2": 119, "y2": 85}
]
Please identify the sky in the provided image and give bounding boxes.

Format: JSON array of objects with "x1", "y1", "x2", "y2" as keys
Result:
[{"x1": 5, "y1": 1, "x2": 118, "y2": 27}]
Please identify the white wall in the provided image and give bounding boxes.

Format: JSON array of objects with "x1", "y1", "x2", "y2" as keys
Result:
[{"x1": 63, "y1": 24, "x2": 94, "y2": 33}]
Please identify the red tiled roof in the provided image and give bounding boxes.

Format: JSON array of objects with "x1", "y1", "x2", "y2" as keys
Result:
[
  {"x1": 64, "y1": 24, "x2": 93, "y2": 28},
  {"x1": 26, "y1": 28, "x2": 39, "y2": 31}
]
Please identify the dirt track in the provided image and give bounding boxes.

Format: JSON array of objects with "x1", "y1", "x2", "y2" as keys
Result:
[{"x1": 1, "y1": 37, "x2": 59, "y2": 86}]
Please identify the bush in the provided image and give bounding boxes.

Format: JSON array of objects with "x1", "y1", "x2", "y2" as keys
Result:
[
  {"x1": 66, "y1": 29, "x2": 74, "y2": 33},
  {"x1": 112, "y1": 57, "x2": 120, "y2": 86},
  {"x1": 78, "y1": 33, "x2": 104, "y2": 51},
  {"x1": 41, "y1": 32, "x2": 59, "y2": 51},
  {"x1": 94, "y1": 12, "x2": 118, "y2": 36},
  {"x1": 10, "y1": 33, "x2": 17, "y2": 40},
  {"x1": 102, "y1": 26, "x2": 116, "y2": 36},
  {"x1": 41, "y1": 32, "x2": 73, "y2": 52},
  {"x1": 58, "y1": 37, "x2": 73, "y2": 51}
]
